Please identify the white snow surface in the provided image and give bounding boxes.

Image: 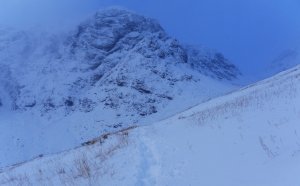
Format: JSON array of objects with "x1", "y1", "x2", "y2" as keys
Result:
[
  {"x1": 0, "y1": 8, "x2": 240, "y2": 168},
  {"x1": 1, "y1": 64, "x2": 300, "y2": 186}
]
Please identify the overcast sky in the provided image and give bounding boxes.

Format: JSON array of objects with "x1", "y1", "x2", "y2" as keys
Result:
[{"x1": 0, "y1": 0, "x2": 299, "y2": 77}]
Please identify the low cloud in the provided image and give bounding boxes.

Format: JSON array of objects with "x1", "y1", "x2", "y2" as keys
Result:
[{"x1": 0, "y1": 0, "x2": 299, "y2": 75}]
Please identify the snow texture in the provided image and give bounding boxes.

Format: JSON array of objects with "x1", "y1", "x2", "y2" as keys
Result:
[{"x1": 1, "y1": 63, "x2": 300, "y2": 186}]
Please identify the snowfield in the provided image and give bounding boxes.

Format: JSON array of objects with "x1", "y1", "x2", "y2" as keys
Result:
[{"x1": 1, "y1": 64, "x2": 300, "y2": 186}]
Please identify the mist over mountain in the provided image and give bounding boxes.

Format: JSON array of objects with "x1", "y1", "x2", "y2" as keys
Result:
[
  {"x1": 267, "y1": 48, "x2": 300, "y2": 75},
  {"x1": 0, "y1": 3, "x2": 299, "y2": 186},
  {"x1": 1, "y1": 0, "x2": 300, "y2": 78}
]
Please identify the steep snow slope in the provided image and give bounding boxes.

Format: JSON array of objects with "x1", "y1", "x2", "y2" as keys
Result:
[
  {"x1": 0, "y1": 8, "x2": 240, "y2": 167},
  {"x1": 1, "y1": 64, "x2": 299, "y2": 185}
]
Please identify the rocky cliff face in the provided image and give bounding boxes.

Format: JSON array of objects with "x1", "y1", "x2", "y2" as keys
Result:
[
  {"x1": 185, "y1": 46, "x2": 241, "y2": 80},
  {"x1": 0, "y1": 9, "x2": 240, "y2": 117}
]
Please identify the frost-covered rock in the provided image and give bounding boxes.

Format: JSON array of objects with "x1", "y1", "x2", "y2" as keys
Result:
[
  {"x1": 3, "y1": 9, "x2": 239, "y2": 115},
  {"x1": 0, "y1": 65, "x2": 19, "y2": 110},
  {"x1": 185, "y1": 45, "x2": 241, "y2": 80}
]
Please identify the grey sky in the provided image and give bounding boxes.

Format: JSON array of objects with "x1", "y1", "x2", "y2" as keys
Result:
[{"x1": 0, "y1": 0, "x2": 299, "y2": 77}]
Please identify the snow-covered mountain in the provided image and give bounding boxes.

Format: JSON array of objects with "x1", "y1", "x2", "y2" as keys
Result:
[
  {"x1": 0, "y1": 8, "x2": 240, "y2": 167},
  {"x1": 1, "y1": 61, "x2": 300, "y2": 186},
  {"x1": 266, "y1": 48, "x2": 300, "y2": 76}
]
